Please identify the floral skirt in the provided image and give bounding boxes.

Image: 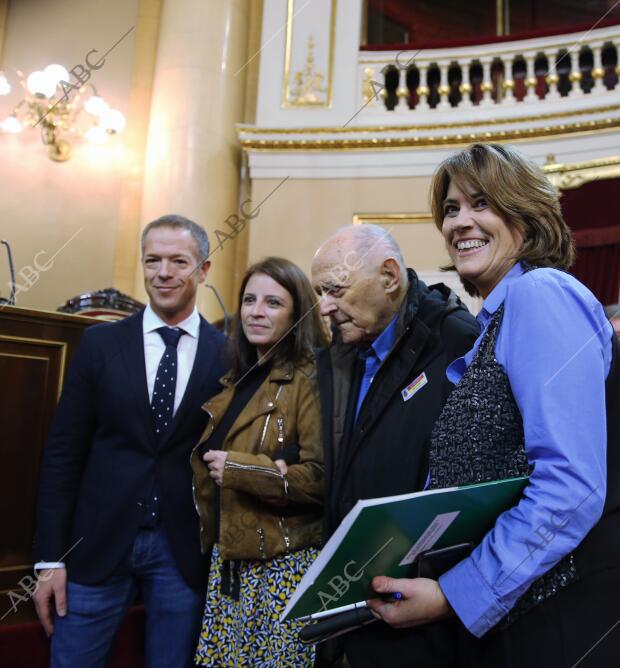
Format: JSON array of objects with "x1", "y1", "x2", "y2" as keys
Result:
[{"x1": 194, "y1": 544, "x2": 318, "y2": 667}]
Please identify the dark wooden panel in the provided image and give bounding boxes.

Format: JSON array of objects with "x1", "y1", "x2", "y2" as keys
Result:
[{"x1": 0, "y1": 306, "x2": 99, "y2": 624}]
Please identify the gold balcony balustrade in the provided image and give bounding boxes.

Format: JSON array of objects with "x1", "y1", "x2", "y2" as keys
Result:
[{"x1": 359, "y1": 25, "x2": 620, "y2": 116}]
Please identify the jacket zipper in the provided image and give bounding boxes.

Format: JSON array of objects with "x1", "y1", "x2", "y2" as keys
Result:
[
  {"x1": 190, "y1": 459, "x2": 204, "y2": 545},
  {"x1": 256, "y1": 385, "x2": 288, "y2": 494},
  {"x1": 258, "y1": 385, "x2": 284, "y2": 451},
  {"x1": 276, "y1": 416, "x2": 285, "y2": 445},
  {"x1": 224, "y1": 460, "x2": 285, "y2": 479},
  {"x1": 278, "y1": 517, "x2": 291, "y2": 553},
  {"x1": 223, "y1": 461, "x2": 289, "y2": 495},
  {"x1": 257, "y1": 527, "x2": 266, "y2": 557},
  {"x1": 190, "y1": 477, "x2": 206, "y2": 553}
]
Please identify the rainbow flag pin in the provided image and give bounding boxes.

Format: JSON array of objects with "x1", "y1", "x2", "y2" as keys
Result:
[{"x1": 401, "y1": 371, "x2": 428, "y2": 402}]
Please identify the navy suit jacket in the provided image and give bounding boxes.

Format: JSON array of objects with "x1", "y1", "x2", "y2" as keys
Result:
[{"x1": 33, "y1": 310, "x2": 226, "y2": 589}]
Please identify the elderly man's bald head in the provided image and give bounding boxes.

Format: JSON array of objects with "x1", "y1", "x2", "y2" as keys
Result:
[
  {"x1": 311, "y1": 225, "x2": 409, "y2": 345},
  {"x1": 313, "y1": 225, "x2": 408, "y2": 283}
]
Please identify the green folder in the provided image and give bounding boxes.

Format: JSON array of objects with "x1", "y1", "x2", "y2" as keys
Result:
[{"x1": 283, "y1": 476, "x2": 529, "y2": 621}]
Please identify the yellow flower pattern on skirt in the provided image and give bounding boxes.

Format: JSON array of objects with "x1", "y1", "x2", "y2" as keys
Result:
[{"x1": 195, "y1": 544, "x2": 318, "y2": 667}]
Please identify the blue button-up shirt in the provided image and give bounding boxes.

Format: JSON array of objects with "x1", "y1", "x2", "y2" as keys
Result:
[
  {"x1": 355, "y1": 314, "x2": 398, "y2": 421},
  {"x1": 439, "y1": 262, "x2": 613, "y2": 637}
]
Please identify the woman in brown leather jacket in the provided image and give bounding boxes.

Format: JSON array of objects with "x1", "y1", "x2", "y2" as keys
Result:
[{"x1": 192, "y1": 257, "x2": 329, "y2": 667}]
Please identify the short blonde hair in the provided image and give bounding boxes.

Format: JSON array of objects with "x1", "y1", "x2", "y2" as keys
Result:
[{"x1": 430, "y1": 143, "x2": 574, "y2": 296}]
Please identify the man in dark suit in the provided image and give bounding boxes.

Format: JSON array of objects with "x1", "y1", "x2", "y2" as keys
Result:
[
  {"x1": 311, "y1": 224, "x2": 479, "y2": 667},
  {"x1": 32, "y1": 215, "x2": 226, "y2": 668}
]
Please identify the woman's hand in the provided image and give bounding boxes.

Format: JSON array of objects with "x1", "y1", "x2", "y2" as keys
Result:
[
  {"x1": 367, "y1": 576, "x2": 454, "y2": 628},
  {"x1": 203, "y1": 450, "x2": 228, "y2": 486},
  {"x1": 274, "y1": 459, "x2": 288, "y2": 475}
]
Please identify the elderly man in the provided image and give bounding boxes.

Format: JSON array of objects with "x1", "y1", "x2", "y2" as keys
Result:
[{"x1": 311, "y1": 224, "x2": 479, "y2": 668}]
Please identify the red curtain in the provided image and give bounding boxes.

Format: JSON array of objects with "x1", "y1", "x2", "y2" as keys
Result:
[
  {"x1": 560, "y1": 178, "x2": 620, "y2": 305},
  {"x1": 364, "y1": 0, "x2": 620, "y2": 49}
]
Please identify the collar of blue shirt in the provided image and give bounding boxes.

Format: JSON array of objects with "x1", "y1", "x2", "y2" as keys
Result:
[
  {"x1": 476, "y1": 262, "x2": 525, "y2": 330},
  {"x1": 447, "y1": 261, "x2": 524, "y2": 384},
  {"x1": 361, "y1": 312, "x2": 399, "y2": 364}
]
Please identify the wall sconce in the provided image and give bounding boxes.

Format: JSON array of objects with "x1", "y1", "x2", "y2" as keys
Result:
[{"x1": 0, "y1": 65, "x2": 125, "y2": 162}]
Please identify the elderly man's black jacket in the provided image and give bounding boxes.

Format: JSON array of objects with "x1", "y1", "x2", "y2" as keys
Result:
[{"x1": 316, "y1": 269, "x2": 480, "y2": 538}]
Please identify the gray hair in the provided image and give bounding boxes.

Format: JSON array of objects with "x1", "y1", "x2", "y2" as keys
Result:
[
  {"x1": 141, "y1": 214, "x2": 210, "y2": 260},
  {"x1": 334, "y1": 224, "x2": 408, "y2": 288}
]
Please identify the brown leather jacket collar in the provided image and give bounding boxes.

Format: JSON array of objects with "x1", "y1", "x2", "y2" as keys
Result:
[{"x1": 217, "y1": 360, "x2": 297, "y2": 389}]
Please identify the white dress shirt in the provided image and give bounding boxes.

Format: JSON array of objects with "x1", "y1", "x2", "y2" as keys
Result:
[{"x1": 143, "y1": 304, "x2": 200, "y2": 415}]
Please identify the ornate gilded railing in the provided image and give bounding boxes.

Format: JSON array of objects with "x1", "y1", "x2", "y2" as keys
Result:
[
  {"x1": 358, "y1": 25, "x2": 620, "y2": 118},
  {"x1": 241, "y1": 18, "x2": 620, "y2": 166}
]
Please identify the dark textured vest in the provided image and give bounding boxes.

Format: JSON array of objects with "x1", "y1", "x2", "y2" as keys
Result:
[{"x1": 429, "y1": 303, "x2": 577, "y2": 626}]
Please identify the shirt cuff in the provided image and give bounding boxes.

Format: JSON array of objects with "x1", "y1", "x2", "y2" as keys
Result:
[
  {"x1": 438, "y1": 556, "x2": 509, "y2": 638},
  {"x1": 34, "y1": 562, "x2": 66, "y2": 570}
]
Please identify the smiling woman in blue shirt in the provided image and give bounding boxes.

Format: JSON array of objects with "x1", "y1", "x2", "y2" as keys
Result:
[{"x1": 368, "y1": 143, "x2": 620, "y2": 668}]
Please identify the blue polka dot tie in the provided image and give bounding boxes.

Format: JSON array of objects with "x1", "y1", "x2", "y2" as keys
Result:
[{"x1": 152, "y1": 326, "x2": 185, "y2": 440}]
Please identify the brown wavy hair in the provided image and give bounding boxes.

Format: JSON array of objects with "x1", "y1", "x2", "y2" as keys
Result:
[
  {"x1": 229, "y1": 257, "x2": 329, "y2": 380},
  {"x1": 430, "y1": 143, "x2": 575, "y2": 296}
]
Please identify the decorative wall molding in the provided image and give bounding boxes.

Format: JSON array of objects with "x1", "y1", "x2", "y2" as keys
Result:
[
  {"x1": 544, "y1": 154, "x2": 620, "y2": 190},
  {"x1": 282, "y1": 0, "x2": 337, "y2": 108},
  {"x1": 240, "y1": 111, "x2": 620, "y2": 150},
  {"x1": 240, "y1": 129, "x2": 620, "y2": 179},
  {"x1": 248, "y1": 4, "x2": 620, "y2": 179},
  {"x1": 256, "y1": 0, "x2": 362, "y2": 125},
  {"x1": 353, "y1": 213, "x2": 433, "y2": 225}
]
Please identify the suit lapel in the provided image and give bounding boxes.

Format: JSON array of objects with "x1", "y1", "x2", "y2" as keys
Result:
[
  {"x1": 159, "y1": 317, "x2": 218, "y2": 450},
  {"x1": 117, "y1": 310, "x2": 156, "y2": 449},
  {"x1": 329, "y1": 343, "x2": 357, "y2": 470},
  {"x1": 316, "y1": 347, "x2": 336, "y2": 483},
  {"x1": 341, "y1": 320, "x2": 432, "y2": 472}
]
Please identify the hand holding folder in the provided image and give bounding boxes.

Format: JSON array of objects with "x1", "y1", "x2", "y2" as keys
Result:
[
  {"x1": 299, "y1": 542, "x2": 474, "y2": 643},
  {"x1": 286, "y1": 477, "x2": 529, "y2": 642}
]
